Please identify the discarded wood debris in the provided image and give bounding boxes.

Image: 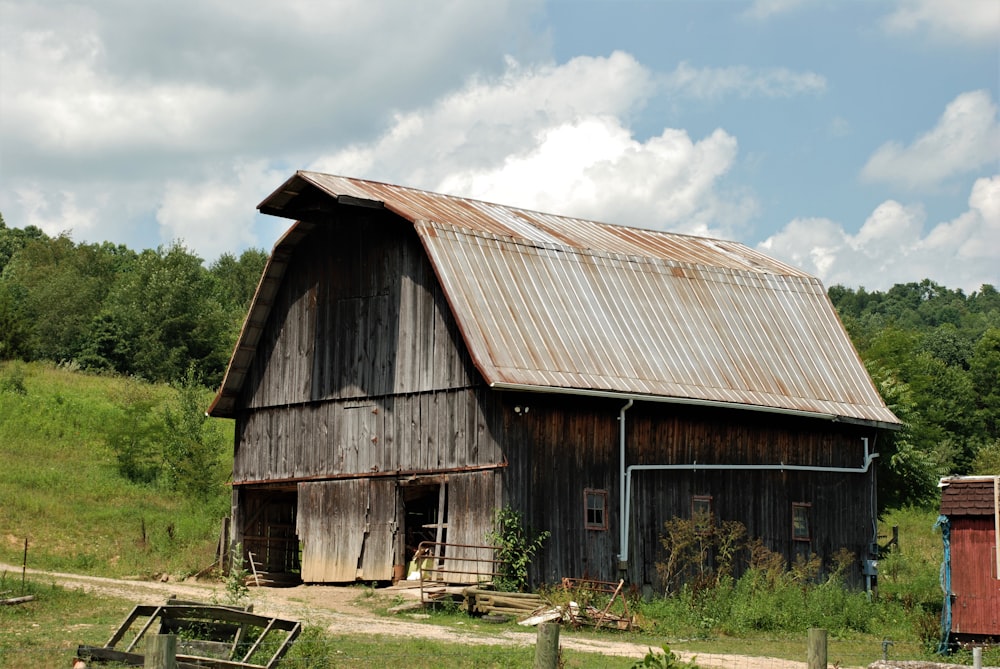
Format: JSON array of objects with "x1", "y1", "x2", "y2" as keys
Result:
[
  {"x1": 1, "y1": 595, "x2": 35, "y2": 606},
  {"x1": 559, "y1": 578, "x2": 634, "y2": 631},
  {"x1": 77, "y1": 597, "x2": 300, "y2": 669},
  {"x1": 463, "y1": 587, "x2": 545, "y2": 617}
]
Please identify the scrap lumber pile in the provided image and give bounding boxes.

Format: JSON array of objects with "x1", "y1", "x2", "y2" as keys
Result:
[
  {"x1": 462, "y1": 587, "x2": 545, "y2": 617},
  {"x1": 457, "y1": 579, "x2": 635, "y2": 631}
]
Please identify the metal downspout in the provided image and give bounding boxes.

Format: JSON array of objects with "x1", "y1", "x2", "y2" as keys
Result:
[{"x1": 618, "y1": 399, "x2": 633, "y2": 569}]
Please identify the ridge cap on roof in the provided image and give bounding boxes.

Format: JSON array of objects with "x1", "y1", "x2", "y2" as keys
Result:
[{"x1": 296, "y1": 170, "x2": 751, "y2": 246}]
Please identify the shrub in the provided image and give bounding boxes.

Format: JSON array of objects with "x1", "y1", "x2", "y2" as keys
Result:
[{"x1": 484, "y1": 506, "x2": 550, "y2": 592}]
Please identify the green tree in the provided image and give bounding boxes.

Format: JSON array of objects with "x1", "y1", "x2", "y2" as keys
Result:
[
  {"x1": 161, "y1": 366, "x2": 226, "y2": 499},
  {"x1": 95, "y1": 242, "x2": 230, "y2": 385},
  {"x1": 2, "y1": 235, "x2": 132, "y2": 364},
  {"x1": 865, "y1": 362, "x2": 938, "y2": 510},
  {"x1": 106, "y1": 379, "x2": 167, "y2": 485},
  {"x1": 0, "y1": 282, "x2": 30, "y2": 360},
  {"x1": 970, "y1": 328, "x2": 1000, "y2": 440},
  {"x1": 0, "y1": 215, "x2": 48, "y2": 275}
]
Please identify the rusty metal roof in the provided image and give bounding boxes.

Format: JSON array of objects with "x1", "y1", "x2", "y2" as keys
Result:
[{"x1": 210, "y1": 171, "x2": 900, "y2": 429}]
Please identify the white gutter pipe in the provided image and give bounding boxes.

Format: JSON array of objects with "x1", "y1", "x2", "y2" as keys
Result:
[
  {"x1": 618, "y1": 438, "x2": 879, "y2": 571},
  {"x1": 617, "y1": 399, "x2": 633, "y2": 566}
]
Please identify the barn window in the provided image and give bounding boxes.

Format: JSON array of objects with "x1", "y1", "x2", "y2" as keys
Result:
[
  {"x1": 691, "y1": 495, "x2": 713, "y2": 533},
  {"x1": 792, "y1": 503, "x2": 811, "y2": 541},
  {"x1": 584, "y1": 489, "x2": 608, "y2": 530}
]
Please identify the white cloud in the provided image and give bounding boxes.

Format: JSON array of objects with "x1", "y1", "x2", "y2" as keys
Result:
[
  {"x1": 0, "y1": 0, "x2": 544, "y2": 259},
  {"x1": 759, "y1": 175, "x2": 1000, "y2": 292},
  {"x1": 742, "y1": 0, "x2": 807, "y2": 20},
  {"x1": 312, "y1": 53, "x2": 755, "y2": 238},
  {"x1": 155, "y1": 161, "x2": 287, "y2": 260},
  {"x1": 883, "y1": 0, "x2": 1000, "y2": 45},
  {"x1": 14, "y1": 186, "x2": 101, "y2": 239},
  {"x1": 861, "y1": 90, "x2": 1000, "y2": 190},
  {"x1": 663, "y1": 62, "x2": 826, "y2": 100}
]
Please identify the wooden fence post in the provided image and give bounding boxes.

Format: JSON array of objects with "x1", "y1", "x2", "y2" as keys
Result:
[
  {"x1": 807, "y1": 628, "x2": 827, "y2": 669},
  {"x1": 145, "y1": 634, "x2": 177, "y2": 669},
  {"x1": 534, "y1": 621, "x2": 560, "y2": 669}
]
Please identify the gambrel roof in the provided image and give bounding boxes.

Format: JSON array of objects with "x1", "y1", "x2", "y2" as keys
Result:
[{"x1": 210, "y1": 171, "x2": 900, "y2": 429}]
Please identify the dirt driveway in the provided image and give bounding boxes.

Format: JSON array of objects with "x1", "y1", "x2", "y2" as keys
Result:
[{"x1": 4, "y1": 563, "x2": 813, "y2": 668}]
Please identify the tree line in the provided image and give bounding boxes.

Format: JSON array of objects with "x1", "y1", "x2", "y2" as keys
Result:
[
  {"x1": 1, "y1": 212, "x2": 997, "y2": 507},
  {"x1": 0, "y1": 213, "x2": 266, "y2": 388},
  {"x1": 828, "y1": 280, "x2": 1000, "y2": 507}
]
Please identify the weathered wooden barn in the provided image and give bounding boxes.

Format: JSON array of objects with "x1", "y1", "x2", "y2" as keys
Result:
[
  {"x1": 937, "y1": 476, "x2": 1000, "y2": 645},
  {"x1": 208, "y1": 171, "x2": 901, "y2": 589}
]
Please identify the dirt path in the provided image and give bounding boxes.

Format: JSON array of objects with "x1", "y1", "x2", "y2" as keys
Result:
[{"x1": 3, "y1": 563, "x2": 810, "y2": 668}]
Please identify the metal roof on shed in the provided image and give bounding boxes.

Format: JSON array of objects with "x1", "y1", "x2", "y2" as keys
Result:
[{"x1": 210, "y1": 171, "x2": 900, "y2": 429}]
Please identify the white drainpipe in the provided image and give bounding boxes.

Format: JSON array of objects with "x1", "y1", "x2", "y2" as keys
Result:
[
  {"x1": 618, "y1": 436, "x2": 879, "y2": 572},
  {"x1": 617, "y1": 399, "x2": 633, "y2": 568}
]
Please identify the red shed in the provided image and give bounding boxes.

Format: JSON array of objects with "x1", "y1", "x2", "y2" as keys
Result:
[{"x1": 938, "y1": 475, "x2": 1000, "y2": 645}]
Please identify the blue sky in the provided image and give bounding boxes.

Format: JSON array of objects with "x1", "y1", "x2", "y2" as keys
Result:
[{"x1": 1, "y1": 0, "x2": 997, "y2": 292}]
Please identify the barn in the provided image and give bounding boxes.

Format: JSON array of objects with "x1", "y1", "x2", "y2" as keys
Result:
[
  {"x1": 937, "y1": 476, "x2": 1000, "y2": 646},
  {"x1": 208, "y1": 171, "x2": 901, "y2": 590}
]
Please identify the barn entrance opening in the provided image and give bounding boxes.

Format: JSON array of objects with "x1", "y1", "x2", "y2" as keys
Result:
[
  {"x1": 400, "y1": 480, "x2": 448, "y2": 570},
  {"x1": 240, "y1": 486, "x2": 301, "y2": 584}
]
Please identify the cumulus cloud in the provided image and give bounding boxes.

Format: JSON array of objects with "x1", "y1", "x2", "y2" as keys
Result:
[
  {"x1": 14, "y1": 186, "x2": 102, "y2": 239},
  {"x1": 883, "y1": 0, "x2": 1000, "y2": 45},
  {"x1": 311, "y1": 53, "x2": 756, "y2": 238},
  {"x1": 156, "y1": 161, "x2": 288, "y2": 260},
  {"x1": 759, "y1": 175, "x2": 1000, "y2": 292},
  {"x1": 861, "y1": 90, "x2": 1000, "y2": 190},
  {"x1": 0, "y1": 0, "x2": 543, "y2": 256}
]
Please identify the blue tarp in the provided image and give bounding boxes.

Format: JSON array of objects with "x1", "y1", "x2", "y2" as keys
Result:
[{"x1": 934, "y1": 514, "x2": 952, "y2": 654}]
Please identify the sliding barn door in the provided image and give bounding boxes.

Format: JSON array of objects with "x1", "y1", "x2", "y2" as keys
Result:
[
  {"x1": 445, "y1": 471, "x2": 500, "y2": 580},
  {"x1": 297, "y1": 479, "x2": 397, "y2": 582}
]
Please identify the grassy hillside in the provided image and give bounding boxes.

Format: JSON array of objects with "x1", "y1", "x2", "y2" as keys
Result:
[{"x1": 0, "y1": 361, "x2": 232, "y2": 578}]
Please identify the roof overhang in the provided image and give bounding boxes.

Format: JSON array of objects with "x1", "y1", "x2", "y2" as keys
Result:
[{"x1": 490, "y1": 382, "x2": 902, "y2": 431}]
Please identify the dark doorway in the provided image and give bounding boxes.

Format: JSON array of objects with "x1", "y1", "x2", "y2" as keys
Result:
[
  {"x1": 400, "y1": 481, "x2": 447, "y2": 566},
  {"x1": 240, "y1": 487, "x2": 301, "y2": 580}
]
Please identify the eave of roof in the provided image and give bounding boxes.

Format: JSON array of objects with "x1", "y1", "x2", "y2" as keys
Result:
[{"x1": 209, "y1": 171, "x2": 901, "y2": 430}]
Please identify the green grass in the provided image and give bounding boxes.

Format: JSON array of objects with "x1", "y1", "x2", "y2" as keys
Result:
[
  {"x1": 0, "y1": 361, "x2": 232, "y2": 578},
  {"x1": 0, "y1": 573, "x2": 135, "y2": 669}
]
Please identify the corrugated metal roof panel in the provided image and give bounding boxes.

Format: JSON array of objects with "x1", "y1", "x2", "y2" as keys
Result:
[
  {"x1": 210, "y1": 171, "x2": 899, "y2": 428},
  {"x1": 416, "y1": 221, "x2": 895, "y2": 424}
]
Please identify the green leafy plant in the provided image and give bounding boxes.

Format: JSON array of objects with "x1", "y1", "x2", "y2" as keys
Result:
[
  {"x1": 485, "y1": 506, "x2": 550, "y2": 592},
  {"x1": 632, "y1": 645, "x2": 699, "y2": 668},
  {"x1": 0, "y1": 360, "x2": 27, "y2": 395},
  {"x1": 222, "y1": 544, "x2": 251, "y2": 607}
]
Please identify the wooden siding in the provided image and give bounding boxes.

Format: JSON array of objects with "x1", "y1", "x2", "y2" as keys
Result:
[
  {"x1": 230, "y1": 208, "x2": 501, "y2": 484},
  {"x1": 501, "y1": 394, "x2": 876, "y2": 587},
  {"x1": 233, "y1": 387, "x2": 502, "y2": 482},
  {"x1": 240, "y1": 209, "x2": 475, "y2": 410},
  {"x1": 951, "y1": 516, "x2": 1000, "y2": 636},
  {"x1": 501, "y1": 392, "x2": 623, "y2": 584}
]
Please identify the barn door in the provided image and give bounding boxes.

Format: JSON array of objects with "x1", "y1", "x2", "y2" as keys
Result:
[
  {"x1": 297, "y1": 479, "x2": 397, "y2": 582},
  {"x1": 445, "y1": 471, "x2": 500, "y2": 580}
]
